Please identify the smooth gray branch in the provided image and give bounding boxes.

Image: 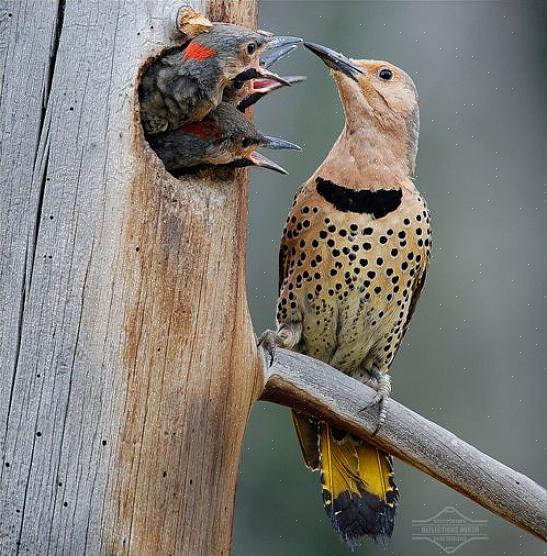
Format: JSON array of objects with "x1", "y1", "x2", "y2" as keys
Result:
[{"x1": 259, "y1": 347, "x2": 547, "y2": 541}]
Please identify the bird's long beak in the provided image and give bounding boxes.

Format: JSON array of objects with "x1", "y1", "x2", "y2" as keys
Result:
[
  {"x1": 304, "y1": 42, "x2": 363, "y2": 81},
  {"x1": 248, "y1": 151, "x2": 288, "y2": 174},
  {"x1": 261, "y1": 36, "x2": 303, "y2": 68},
  {"x1": 261, "y1": 135, "x2": 302, "y2": 151}
]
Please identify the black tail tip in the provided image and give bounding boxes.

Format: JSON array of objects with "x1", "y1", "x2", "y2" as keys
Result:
[{"x1": 323, "y1": 488, "x2": 397, "y2": 548}]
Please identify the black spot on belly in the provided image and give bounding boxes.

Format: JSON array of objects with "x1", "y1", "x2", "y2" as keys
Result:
[{"x1": 316, "y1": 177, "x2": 402, "y2": 218}]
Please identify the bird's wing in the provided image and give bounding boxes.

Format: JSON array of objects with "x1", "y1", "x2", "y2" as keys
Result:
[
  {"x1": 401, "y1": 265, "x2": 427, "y2": 341},
  {"x1": 396, "y1": 194, "x2": 431, "y2": 346},
  {"x1": 278, "y1": 184, "x2": 305, "y2": 294},
  {"x1": 278, "y1": 184, "x2": 325, "y2": 471},
  {"x1": 278, "y1": 237, "x2": 288, "y2": 295},
  {"x1": 292, "y1": 411, "x2": 321, "y2": 470}
]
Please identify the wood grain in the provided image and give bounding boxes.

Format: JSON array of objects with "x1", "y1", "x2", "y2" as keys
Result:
[
  {"x1": 261, "y1": 348, "x2": 547, "y2": 541},
  {"x1": 0, "y1": 1, "x2": 259, "y2": 555}
]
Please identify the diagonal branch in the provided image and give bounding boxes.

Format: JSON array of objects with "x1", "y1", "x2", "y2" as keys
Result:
[{"x1": 259, "y1": 347, "x2": 547, "y2": 541}]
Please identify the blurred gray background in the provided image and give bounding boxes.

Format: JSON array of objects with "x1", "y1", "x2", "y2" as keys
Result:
[{"x1": 234, "y1": 2, "x2": 545, "y2": 555}]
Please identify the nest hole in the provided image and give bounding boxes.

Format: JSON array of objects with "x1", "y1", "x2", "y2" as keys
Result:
[{"x1": 137, "y1": 43, "x2": 243, "y2": 182}]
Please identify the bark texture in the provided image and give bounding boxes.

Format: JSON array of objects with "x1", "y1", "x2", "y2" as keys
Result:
[{"x1": 0, "y1": 1, "x2": 259, "y2": 555}]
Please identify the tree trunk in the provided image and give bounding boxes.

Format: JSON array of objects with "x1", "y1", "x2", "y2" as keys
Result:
[{"x1": 0, "y1": 1, "x2": 260, "y2": 555}]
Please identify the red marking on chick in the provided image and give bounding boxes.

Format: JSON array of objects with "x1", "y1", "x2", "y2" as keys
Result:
[
  {"x1": 183, "y1": 42, "x2": 217, "y2": 61},
  {"x1": 179, "y1": 121, "x2": 222, "y2": 139}
]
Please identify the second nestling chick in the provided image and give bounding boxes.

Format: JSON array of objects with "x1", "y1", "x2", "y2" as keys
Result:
[
  {"x1": 140, "y1": 23, "x2": 300, "y2": 135},
  {"x1": 147, "y1": 102, "x2": 301, "y2": 176}
]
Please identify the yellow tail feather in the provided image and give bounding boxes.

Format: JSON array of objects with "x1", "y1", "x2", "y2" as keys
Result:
[
  {"x1": 356, "y1": 438, "x2": 393, "y2": 500},
  {"x1": 320, "y1": 422, "x2": 361, "y2": 502},
  {"x1": 319, "y1": 423, "x2": 398, "y2": 545}
]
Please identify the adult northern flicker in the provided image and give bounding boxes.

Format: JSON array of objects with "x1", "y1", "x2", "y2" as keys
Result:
[
  {"x1": 147, "y1": 101, "x2": 301, "y2": 176},
  {"x1": 269, "y1": 42, "x2": 431, "y2": 546},
  {"x1": 139, "y1": 23, "x2": 301, "y2": 135}
]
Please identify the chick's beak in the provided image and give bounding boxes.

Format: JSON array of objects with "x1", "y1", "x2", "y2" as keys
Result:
[
  {"x1": 304, "y1": 42, "x2": 363, "y2": 81},
  {"x1": 261, "y1": 135, "x2": 302, "y2": 151},
  {"x1": 256, "y1": 67, "x2": 292, "y2": 87},
  {"x1": 253, "y1": 75, "x2": 306, "y2": 94},
  {"x1": 234, "y1": 67, "x2": 292, "y2": 88},
  {"x1": 237, "y1": 76, "x2": 306, "y2": 112},
  {"x1": 248, "y1": 151, "x2": 288, "y2": 175},
  {"x1": 260, "y1": 36, "x2": 303, "y2": 68}
]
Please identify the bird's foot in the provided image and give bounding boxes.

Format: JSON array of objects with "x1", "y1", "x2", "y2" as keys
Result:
[
  {"x1": 257, "y1": 329, "x2": 279, "y2": 366},
  {"x1": 257, "y1": 324, "x2": 294, "y2": 367},
  {"x1": 359, "y1": 367, "x2": 391, "y2": 435}
]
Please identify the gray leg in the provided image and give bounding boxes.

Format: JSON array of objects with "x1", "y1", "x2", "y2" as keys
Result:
[{"x1": 360, "y1": 365, "x2": 392, "y2": 434}]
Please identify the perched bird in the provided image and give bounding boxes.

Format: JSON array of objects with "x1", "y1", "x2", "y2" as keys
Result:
[
  {"x1": 147, "y1": 101, "x2": 301, "y2": 176},
  {"x1": 139, "y1": 23, "x2": 301, "y2": 135},
  {"x1": 266, "y1": 42, "x2": 431, "y2": 546}
]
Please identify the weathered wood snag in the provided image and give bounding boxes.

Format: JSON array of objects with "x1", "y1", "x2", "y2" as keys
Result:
[{"x1": 0, "y1": 1, "x2": 259, "y2": 555}]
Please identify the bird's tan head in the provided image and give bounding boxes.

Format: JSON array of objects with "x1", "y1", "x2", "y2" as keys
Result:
[
  {"x1": 305, "y1": 43, "x2": 420, "y2": 174},
  {"x1": 305, "y1": 43, "x2": 418, "y2": 126}
]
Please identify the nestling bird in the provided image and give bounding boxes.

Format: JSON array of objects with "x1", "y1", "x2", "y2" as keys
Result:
[
  {"x1": 139, "y1": 23, "x2": 301, "y2": 135},
  {"x1": 147, "y1": 101, "x2": 301, "y2": 176},
  {"x1": 224, "y1": 35, "x2": 306, "y2": 111},
  {"x1": 265, "y1": 42, "x2": 431, "y2": 546}
]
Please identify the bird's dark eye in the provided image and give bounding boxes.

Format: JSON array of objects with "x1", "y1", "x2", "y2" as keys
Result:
[
  {"x1": 379, "y1": 68, "x2": 393, "y2": 80},
  {"x1": 242, "y1": 137, "x2": 252, "y2": 148},
  {"x1": 246, "y1": 43, "x2": 257, "y2": 55}
]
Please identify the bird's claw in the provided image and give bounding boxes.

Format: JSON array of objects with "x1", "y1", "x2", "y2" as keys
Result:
[
  {"x1": 257, "y1": 325, "x2": 296, "y2": 367},
  {"x1": 257, "y1": 329, "x2": 281, "y2": 367},
  {"x1": 359, "y1": 368, "x2": 391, "y2": 435}
]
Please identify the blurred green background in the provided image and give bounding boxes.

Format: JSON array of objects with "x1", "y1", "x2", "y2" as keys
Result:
[{"x1": 234, "y1": 2, "x2": 545, "y2": 555}]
